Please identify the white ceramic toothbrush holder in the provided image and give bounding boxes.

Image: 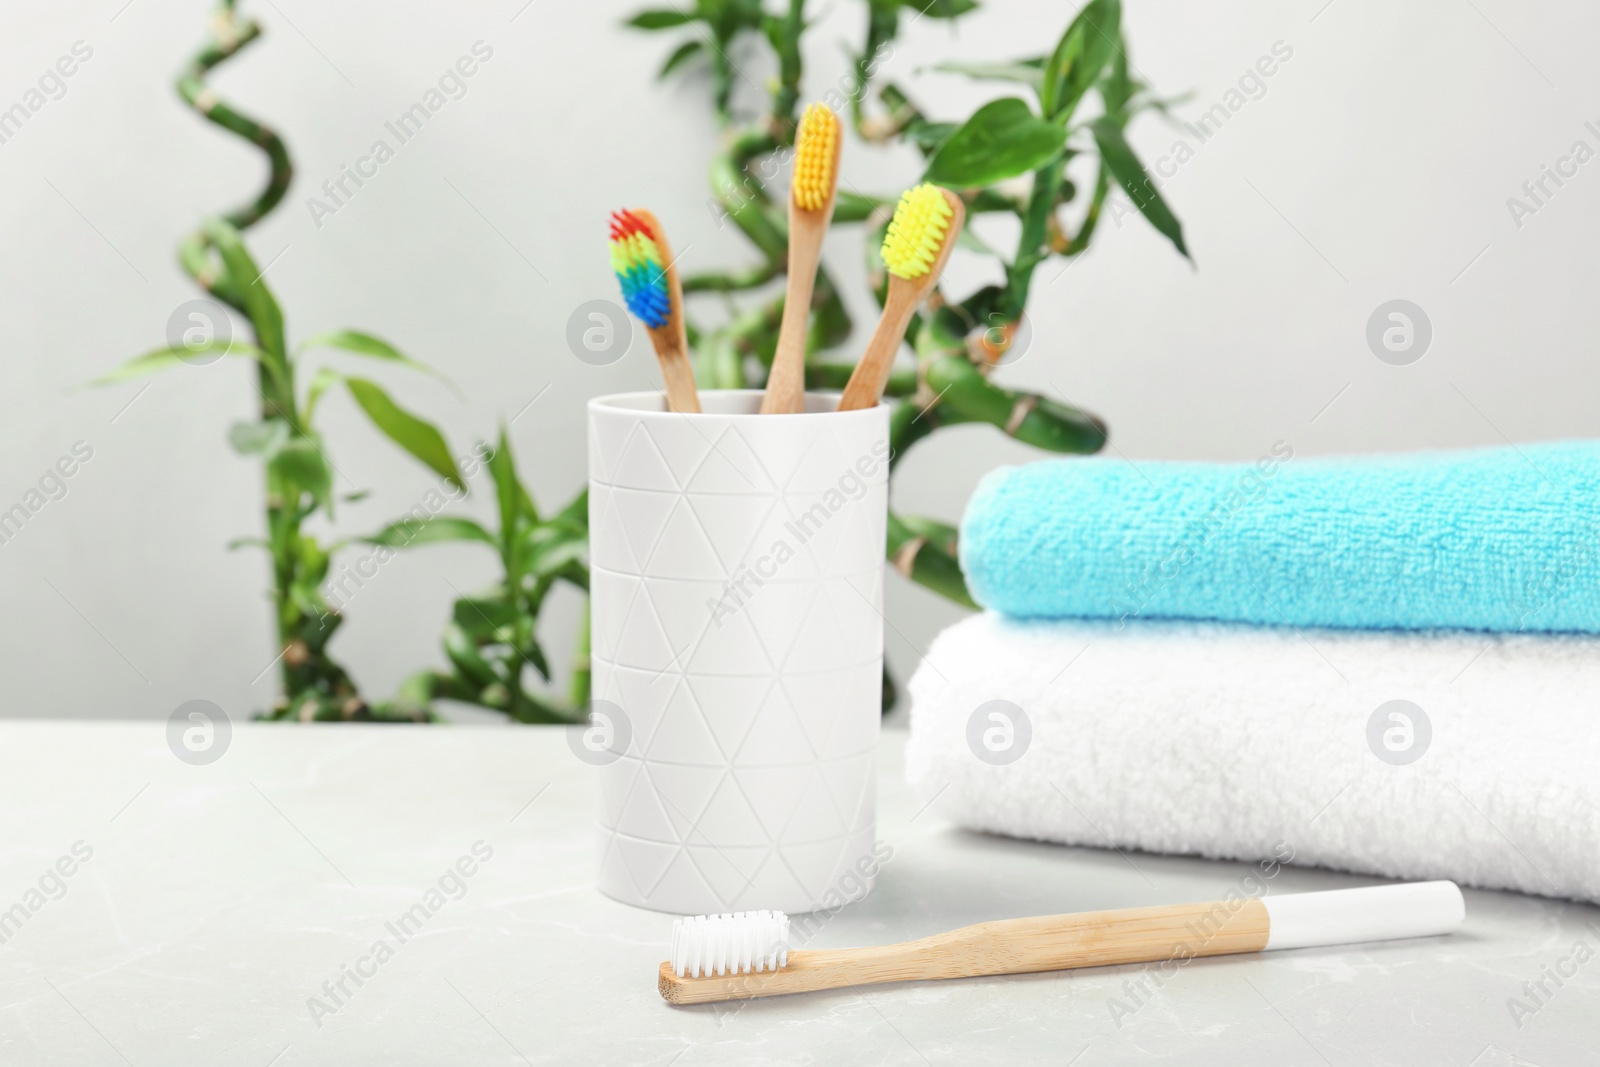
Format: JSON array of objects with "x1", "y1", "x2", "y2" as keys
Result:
[{"x1": 586, "y1": 389, "x2": 889, "y2": 914}]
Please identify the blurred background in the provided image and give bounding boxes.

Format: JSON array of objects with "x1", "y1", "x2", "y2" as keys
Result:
[{"x1": 1, "y1": 0, "x2": 1594, "y2": 721}]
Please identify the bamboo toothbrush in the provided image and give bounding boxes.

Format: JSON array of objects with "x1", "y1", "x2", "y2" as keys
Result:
[
  {"x1": 760, "y1": 102, "x2": 843, "y2": 415},
  {"x1": 610, "y1": 208, "x2": 701, "y2": 413},
  {"x1": 836, "y1": 182, "x2": 965, "y2": 412},
  {"x1": 658, "y1": 881, "x2": 1465, "y2": 1004}
]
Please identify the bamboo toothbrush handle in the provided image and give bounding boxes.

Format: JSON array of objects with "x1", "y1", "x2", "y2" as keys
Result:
[
  {"x1": 836, "y1": 280, "x2": 920, "y2": 412},
  {"x1": 662, "y1": 900, "x2": 1267, "y2": 1004},
  {"x1": 658, "y1": 882, "x2": 1464, "y2": 1004},
  {"x1": 649, "y1": 326, "x2": 701, "y2": 414},
  {"x1": 760, "y1": 206, "x2": 826, "y2": 415}
]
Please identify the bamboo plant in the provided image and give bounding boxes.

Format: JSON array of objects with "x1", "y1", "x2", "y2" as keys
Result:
[
  {"x1": 628, "y1": 0, "x2": 1188, "y2": 616},
  {"x1": 370, "y1": 430, "x2": 592, "y2": 724},
  {"x1": 99, "y1": 0, "x2": 470, "y2": 721}
]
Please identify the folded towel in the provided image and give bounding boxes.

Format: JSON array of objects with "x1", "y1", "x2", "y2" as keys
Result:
[
  {"x1": 959, "y1": 440, "x2": 1600, "y2": 633},
  {"x1": 905, "y1": 613, "x2": 1600, "y2": 903}
]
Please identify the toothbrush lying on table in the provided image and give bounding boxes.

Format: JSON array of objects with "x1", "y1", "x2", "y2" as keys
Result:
[
  {"x1": 837, "y1": 182, "x2": 965, "y2": 412},
  {"x1": 610, "y1": 208, "x2": 700, "y2": 413},
  {"x1": 658, "y1": 881, "x2": 1464, "y2": 1003},
  {"x1": 760, "y1": 102, "x2": 842, "y2": 415}
]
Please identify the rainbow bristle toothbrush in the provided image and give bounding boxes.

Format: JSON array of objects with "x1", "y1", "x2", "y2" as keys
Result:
[
  {"x1": 658, "y1": 882, "x2": 1465, "y2": 1004},
  {"x1": 837, "y1": 183, "x2": 965, "y2": 412},
  {"x1": 760, "y1": 102, "x2": 843, "y2": 415},
  {"x1": 609, "y1": 208, "x2": 701, "y2": 413}
]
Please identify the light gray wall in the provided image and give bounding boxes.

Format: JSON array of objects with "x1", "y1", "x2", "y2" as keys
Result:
[{"x1": 1, "y1": 0, "x2": 1594, "y2": 719}]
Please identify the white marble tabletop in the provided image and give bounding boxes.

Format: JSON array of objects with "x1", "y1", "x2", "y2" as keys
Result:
[{"x1": 0, "y1": 721, "x2": 1594, "y2": 1066}]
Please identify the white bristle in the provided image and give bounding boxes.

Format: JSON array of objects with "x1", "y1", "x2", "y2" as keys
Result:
[{"x1": 670, "y1": 910, "x2": 790, "y2": 978}]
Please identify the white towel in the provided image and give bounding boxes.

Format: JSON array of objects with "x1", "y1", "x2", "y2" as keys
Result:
[{"x1": 905, "y1": 613, "x2": 1600, "y2": 904}]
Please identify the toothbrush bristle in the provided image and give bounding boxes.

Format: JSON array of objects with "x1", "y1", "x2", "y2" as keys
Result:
[
  {"x1": 880, "y1": 183, "x2": 955, "y2": 281},
  {"x1": 609, "y1": 209, "x2": 672, "y2": 329},
  {"x1": 791, "y1": 103, "x2": 838, "y2": 212},
  {"x1": 670, "y1": 910, "x2": 790, "y2": 978}
]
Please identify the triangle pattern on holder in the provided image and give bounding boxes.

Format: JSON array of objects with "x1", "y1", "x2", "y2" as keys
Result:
[
  {"x1": 609, "y1": 487, "x2": 679, "y2": 576},
  {"x1": 777, "y1": 837, "x2": 852, "y2": 902},
  {"x1": 736, "y1": 684, "x2": 818, "y2": 765},
  {"x1": 780, "y1": 769, "x2": 848, "y2": 844},
  {"x1": 614, "y1": 576, "x2": 677, "y2": 673},
  {"x1": 650, "y1": 848, "x2": 720, "y2": 906},
  {"x1": 822, "y1": 754, "x2": 877, "y2": 832},
  {"x1": 686, "y1": 843, "x2": 771, "y2": 909},
  {"x1": 783, "y1": 425, "x2": 855, "y2": 494},
  {"x1": 643, "y1": 761, "x2": 725, "y2": 840},
  {"x1": 685, "y1": 491, "x2": 781, "y2": 578},
  {"x1": 643, "y1": 681, "x2": 725, "y2": 766},
  {"x1": 644, "y1": 421, "x2": 715, "y2": 487},
  {"x1": 731, "y1": 765, "x2": 813, "y2": 844},
  {"x1": 693, "y1": 773, "x2": 771, "y2": 847},
  {"x1": 781, "y1": 585, "x2": 851, "y2": 675},
  {"x1": 685, "y1": 425, "x2": 775, "y2": 494},
  {"x1": 615, "y1": 834, "x2": 679, "y2": 900},
  {"x1": 612, "y1": 422, "x2": 680, "y2": 491},
  {"x1": 644, "y1": 497, "x2": 728, "y2": 580},
  {"x1": 684, "y1": 674, "x2": 774, "y2": 761},
  {"x1": 778, "y1": 669, "x2": 849, "y2": 757}
]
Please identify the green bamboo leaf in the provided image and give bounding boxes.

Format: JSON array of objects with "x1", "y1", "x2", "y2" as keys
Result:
[
  {"x1": 486, "y1": 426, "x2": 523, "y2": 547},
  {"x1": 1041, "y1": 0, "x2": 1120, "y2": 121},
  {"x1": 956, "y1": 228, "x2": 997, "y2": 256},
  {"x1": 1089, "y1": 117, "x2": 1188, "y2": 258},
  {"x1": 553, "y1": 487, "x2": 589, "y2": 532},
  {"x1": 526, "y1": 535, "x2": 588, "y2": 579},
  {"x1": 933, "y1": 58, "x2": 1044, "y2": 95},
  {"x1": 298, "y1": 330, "x2": 457, "y2": 394},
  {"x1": 925, "y1": 97, "x2": 1066, "y2": 187},
  {"x1": 268, "y1": 438, "x2": 334, "y2": 514},
  {"x1": 201, "y1": 218, "x2": 286, "y2": 358},
  {"x1": 365, "y1": 516, "x2": 496, "y2": 549},
  {"x1": 523, "y1": 636, "x2": 552, "y2": 682},
  {"x1": 443, "y1": 622, "x2": 500, "y2": 688},
  {"x1": 658, "y1": 39, "x2": 703, "y2": 78},
  {"x1": 227, "y1": 419, "x2": 289, "y2": 456},
  {"x1": 297, "y1": 533, "x2": 332, "y2": 581},
  {"x1": 288, "y1": 579, "x2": 330, "y2": 622},
  {"x1": 343, "y1": 377, "x2": 465, "y2": 491},
  {"x1": 1101, "y1": 33, "x2": 1133, "y2": 117},
  {"x1": 904, "y1": 0, "x2": 977, "y2": 18},
  {"x1": 902, "y1": 122, "x2": 958, "y2": 152},
  {"x1": 453, "y1": 596, "x2": 519, "y2": 638},
  {"x1": 303, "y1": 366, "x2": 342, "y2": 424},
  {"x1": 627, "y1": 10, "x2": 693, "y2": 29},
  {"x1": 393, "y1": 669, "x2": 438, "y2": 709},
  {"x1": 896, "y1": 513, "x2": 960, "y2": 555},
  {"x1": 93, "y1": 341, "x2": 269, "y2": 385}
]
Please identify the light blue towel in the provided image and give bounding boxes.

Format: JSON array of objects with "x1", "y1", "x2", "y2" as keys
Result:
[{"x1": 959, "y1": 440, "x2": 1600, "y2": 633}]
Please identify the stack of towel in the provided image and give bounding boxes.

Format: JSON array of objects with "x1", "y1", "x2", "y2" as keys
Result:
[{"x1": 904, "y1": 441, "x2": 1600, "y2": 903}]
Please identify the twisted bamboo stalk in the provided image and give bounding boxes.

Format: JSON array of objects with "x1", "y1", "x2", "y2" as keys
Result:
[
  {"x1": 173, "y1": 1, "x2": 395, "y2": 720},
  {"x1": 175, "y1": 1, "x2": 291, "y2": 310}
]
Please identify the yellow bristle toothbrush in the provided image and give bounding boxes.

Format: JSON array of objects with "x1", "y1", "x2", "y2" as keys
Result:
[
  {"x1": 658, "y1": 882, "x2": 1465, "y2": 1003},
  {"x1": 837, "y1": 182, "x2": 965, "y2": 411},
  {"x1": 609, "y1": 208, "x2": 701, "y2": 413},
  {"x1": 760, "y1": 102, "x2": 843, "y2": 415}
]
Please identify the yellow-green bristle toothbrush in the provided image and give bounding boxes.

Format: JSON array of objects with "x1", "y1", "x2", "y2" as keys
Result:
[
  {"x1": 761, "y1": 102, "x2": 843, "y2": 415},
  {"x1": 838, "y1": 183, "x2": 965, "y2": 411},
  {"x1": 609, "y1": 208, "x2": 701, "y2": 413}
]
